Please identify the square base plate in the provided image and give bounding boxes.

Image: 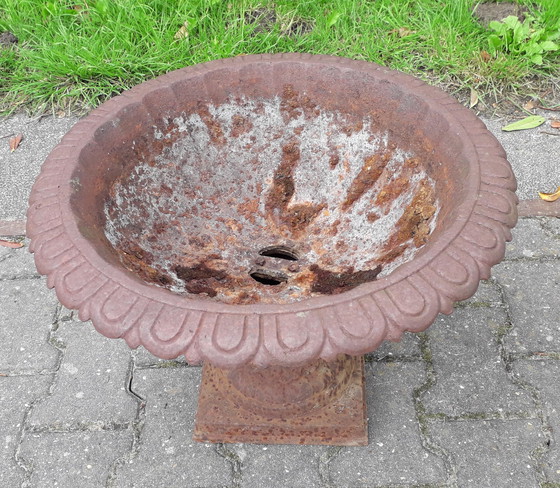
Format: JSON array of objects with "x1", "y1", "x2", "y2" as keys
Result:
[{"x1": 194, "y1": 356, "x2": 367, "y2": 446}]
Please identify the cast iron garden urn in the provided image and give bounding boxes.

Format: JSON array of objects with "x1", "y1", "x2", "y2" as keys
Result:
[{"x1": 27, "y1": 54, "x2": 517, "y2": 446}]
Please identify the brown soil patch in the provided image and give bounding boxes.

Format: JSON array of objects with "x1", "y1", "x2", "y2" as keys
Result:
[{"x1": 473, "y1": 2, "x2": 528, "y2": 26}]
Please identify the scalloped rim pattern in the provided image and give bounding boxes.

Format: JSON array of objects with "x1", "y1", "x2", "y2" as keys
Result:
[{"x1": 27, "y1": 54, "x2": 518, "y2": 368}]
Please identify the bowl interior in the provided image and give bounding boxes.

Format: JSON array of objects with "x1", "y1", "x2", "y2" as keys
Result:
[{"x1": 70, "y1": 62, "x2": 471, "y2": 304}]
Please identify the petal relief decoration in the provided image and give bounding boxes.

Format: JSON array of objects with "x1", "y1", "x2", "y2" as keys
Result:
[
  {"x1": 479, "y1": 155, "x2": 515, "y2": 180},
  {"x1": 471, "y1": 210, "x2": 513, "y2": 242},
  {"x1": 323, "y1": 297, "x2": 387, "y2": 355},
  {"x1": 462, "y1": 221, "x2": 499, "y2": 250},
  {"x1": 137, "y1": 303, "x2": 174, "y2": 358},
  {"x1": 474, "y1": 204, "x2": 516, "y2": 232},
  {"x1": 434, "y1": 245, "x2": 481, "y2": 302},
  {"x1": 198, "y1": 313, "x2": 260, "y2": 368},
  {"x1": 98, "y1": 287, "x2": 140, "y2": 332},
  {"x1": 78, "y1": 279, "x2": 119, "y2": 325},
  {"x1": 478, "y1": 188, "x2": 516, "y2": 216},
  {"x1": 262, "y1": 313, "x2": 325, "y2": 366},
  {"x1": 373, "y1": 276, "x2": 440, "y2": 334},
  {"x1": 455, "y1": 236, "x2": 504, "y2": 278},
  {"x1": 55, "y1": 256, "x2": 107, "y2": 310},
  {"x1": 142, "y1": 305, "x2": 199, "y2": 359}
]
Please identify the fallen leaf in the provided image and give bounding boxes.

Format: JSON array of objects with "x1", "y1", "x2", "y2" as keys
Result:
[
  {"x1": 480, "y1": 50, "x2": 491, "y2": 62},
  {"x1": 0, "y1": 239, "x2": 24, "y2": 248},
  {"x1": 538, "y1": 186, "x2": 560, "y2": 202},
  {"x1": 551, "y1": 119, "x2": 560, "y2": 129},
  {"x1": 389, "y1": 27, "x2": 415, "y2": 37},
  {"x1": 502, "y1": 115, "x2": 546, "y2": 132},
  {"x1": 174, "y1": 22, "x2": 189, "y2": 40},
  {"x1": 398, "y1": 27, "x2": 415, "y2": 37},
  {"x1": 9, "y1": 133, "x2": 22, "y2": 152},
  {"x1": 469, "y1": 88, "x2": 479, "y2": 108},
  {"x1": 523, "y1": 100, "x2": 536, "y2": 111}
]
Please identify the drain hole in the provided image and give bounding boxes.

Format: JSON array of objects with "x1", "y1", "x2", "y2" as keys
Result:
[
  {"x1": 259, "y1": 246, "x2": 298, "y2": 261},
  {"x1": 249, "y1": 271, "x2": 288, "y2": 286}
]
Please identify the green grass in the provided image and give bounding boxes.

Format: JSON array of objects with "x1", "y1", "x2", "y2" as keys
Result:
[{"x1": 1, "y1": 0, "x2": 559, "y2": 114}]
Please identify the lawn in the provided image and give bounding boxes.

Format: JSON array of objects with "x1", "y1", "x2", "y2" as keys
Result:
[{"x1": 1, "y1": 0, "x2": 559, "y2": 114}]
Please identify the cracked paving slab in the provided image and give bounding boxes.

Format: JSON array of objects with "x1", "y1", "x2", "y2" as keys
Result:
[
  {"x1": 0, "y1": 375, "x2": 52, "y2": 487},
  {"x1": 430, "y1": 418, "x2": 543, "y2": 488},
  {"x1": 28, "y1": 320, "x2": 137, "y2": 429},
  {"x1": 0, "y1": 278, "x2": 59, "y2": 373},
  {"x1": 514, "y1": 360, "x2": 560, "y2": 484},
  {"x1": 19, "y1": 431, "x2": 132, "y2": 488},
  {"x1": 330, "y1": 362, "x2": 446, "y2": 486},
  {"x1": 423, "y1": 308, "x2": 533, "y2": 417},
  {"x1": 114, "y1": 367, "x2": 231, "y2": 488},
  {"x1": 493, "y1": 261, "x2": 560, "y2": 354}
]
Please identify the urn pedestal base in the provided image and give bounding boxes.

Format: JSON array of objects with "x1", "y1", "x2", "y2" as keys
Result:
[{"x1": 194, "y1": 354, "x2": 367, "y2": 446}]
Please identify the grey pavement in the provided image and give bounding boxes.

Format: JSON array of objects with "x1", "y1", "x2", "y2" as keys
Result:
[{"x1": 1, "y1": 108, "x2": 560, "y2": 487}]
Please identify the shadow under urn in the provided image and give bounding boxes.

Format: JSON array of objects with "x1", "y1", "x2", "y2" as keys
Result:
[{"x1": 27, "y1": 54, "x2": 517, "y2": 446}]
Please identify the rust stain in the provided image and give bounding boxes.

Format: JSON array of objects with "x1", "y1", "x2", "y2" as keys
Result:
[
  {"x1": 329, "y1": 152, "x2": 340, "y2": 169},
  {"x1": 375, "y1": 176, "x2": 409, "y2": 209},
  {"x1": 283, "y1": 203, "x2": 326, "y2": 234},
  {"x1": 280, "y1": 84, "x2": 320, "y2": 122},
  {"x1": 237, "y1": 198, "x2": 260, "y2": 224},
  {"x1": 118, "y1": 241, "x2": 172, "y2": 286},
  {"x1": 197, "y1": 102, "x2": 226, "y2": 145},
  {"x1": 174, "y1": 262, "x2": 228, "y2": 298},
  {"x1": 382, "y1": 179, "x2": 436, "y2": 255},
  {"x1": 266, "y1": 140, "x2": 298, "y2": 212},
  {"x1": 265, "y1": 140, "x2": 324, "y2": 236},
  {"x1": 341, "y1": 152, "x2": 392, "y2": 211},
  {"x1": 341, "y1": 120, "x2": 363, "y2": 136},
  {"x1": 230, "y1": 114, "x2": 253, "y2": 138},
  {"x1": 306, "y1": 264, "x2": 383, "y2": 295}
]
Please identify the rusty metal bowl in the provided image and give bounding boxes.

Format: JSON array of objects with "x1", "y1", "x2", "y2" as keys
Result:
[{"x1": 27, "y1": 54, "x2": 517, "y2": 370}]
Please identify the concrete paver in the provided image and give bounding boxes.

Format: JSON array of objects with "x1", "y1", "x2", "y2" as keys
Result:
[
  {"x1": 366, "y1": 329, "x2": 421, "y2": 361},
  {"x1": 331, "y1": 362, "x2": 446, "y2": 486},
  {"x1": 424, "y1": 308, "x2": 534, "y2": 417},
  {"x1": 233, "y1": 444, "x2": 325, "y2": 488},
  {"x1": 19, "y1": 431, "x2": 132, "y2": 488},
  {"x1": 506, "y1": 218, "x2": 560, "y2": 260},
  {"x1": 481, "y1": 117, "x2": 560, "y2": 201},
  {"x1": 430, "y1": 418, "x2": 542, "y2": 488},
  {"x1": 514, "y1": 360, "x2": 560, "y2": 483},
  {"x1": 0, "y1": 115, "x2": 78, "y2": 220},
  {"x1": 28, "y1": 320, "x2": 137, "y2": 430},
  {"x1": 0, "y1": 375, "x2": 53, "y2": 487},
  {"x1": 494, "y1": 261, "x2": 560, "y2": 354},
  {"x1": 0, "y1": 241, "x2": 39, "y2": 279},
  {"x1": 0, "y1": 279, "x2": 58, "y2": 373},
  {"x1": 113, "y1": 367, "x2": 232, "y2": 488}
]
